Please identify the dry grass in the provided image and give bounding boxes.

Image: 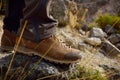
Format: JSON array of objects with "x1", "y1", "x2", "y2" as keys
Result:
[{"x1": 1, "y1": 1, "x2": 120, "y2": 80}]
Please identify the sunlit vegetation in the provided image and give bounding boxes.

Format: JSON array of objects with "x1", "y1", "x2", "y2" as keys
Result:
[
  {"x1": 96, "y1": 14, "x2": 120, "y2": 33},
  {"x1": 69, "y1": 66, "x2": 107, "y2": 80},
  {"x1": 0, "y1": 1, "x2": 119, "y2": 80}
]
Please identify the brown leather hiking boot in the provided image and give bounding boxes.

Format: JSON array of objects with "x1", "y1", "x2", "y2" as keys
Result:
[
  {"x1": 1, "y1": 29, "x2": 16, "y2": 50},
  {"x1": 1, "y1": 29, "x2": 81, "y2": 64}
]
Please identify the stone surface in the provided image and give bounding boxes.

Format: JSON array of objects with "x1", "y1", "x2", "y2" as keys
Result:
[
  {"x1": 116, "y1": 43, "x2": 120, "y2": 49},
  {"x1": 74, "y1": 0, "x2": 91, "y2": 3},
  {"x1": 0, "y1": 52, "x2": 78, "y2": 80},
  {"x1": 104, "y1": 25, "x2": 116, "y2": 34},
  {"x1": 0, "y1": 49, "x2": 120, "y2": 80},
  {"x1": 81, "y1": 25, "x2": 91, "y2": 32},
  {"x1": 111, "y1": 0, "x2": 120, "y2": 15},
  {"x1": 108, "y1": 34, "x2": 120, "y2": 44},
  {"x1": 96, "y1": 0, "x2": 108, "y2": 6},
  {"x1": 1, "y1": 1, "x2": 120, "y2": 80},
  {"x1": 85, "y1": 37, "x2": 102, "y2": 46},
  {"x1": 109, "y1": 72, "x2": 120, "y2": 80},
  {"x1": 78, "y1": 42, "x2": 88, "y2": 51},
  {"x1": 50, "y1": 0, "x2": 118, "y2": 24},
  {"x1": 90, "y1": 27, "x2": 106, "y2": 38},
  {"x1": 51, "y1": 0, "x2": 68, "y2": 22},
  {"x1": 83, "y1": 2, "x2": 98, "y2": 15},
  {"x1": 102, "y1": 39, "x2": 120, "y2": 57},
  {"x1": 57, "y1": 27, "x2": 120, "y2": 80},
  {"x1": 79, "y1": 29, "x2": 85, "y2": 35}
]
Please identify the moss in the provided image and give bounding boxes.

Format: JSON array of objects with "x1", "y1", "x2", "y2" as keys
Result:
[
  {"x1": 89, "y1": 22, "x2": 98, "y2": 29},
  {"x1": 69, "y1": 66, "x2": 108, "y2": 80},
  {"x1": 96, "y1": 14, "x2": 120, "y2": 30}
]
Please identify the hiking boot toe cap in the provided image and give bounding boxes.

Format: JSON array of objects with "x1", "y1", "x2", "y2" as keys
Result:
[{"x1": 64, "y1": 52, "x2": 82, "y2": 61}]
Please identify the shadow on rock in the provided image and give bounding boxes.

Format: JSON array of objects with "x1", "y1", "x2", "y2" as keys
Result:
[{"x1": 0, "y1": 52, "x2": 79, "y2": 80}]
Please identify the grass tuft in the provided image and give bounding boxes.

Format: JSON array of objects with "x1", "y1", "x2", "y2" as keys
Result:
[
  {"x1": 69, "y1": 66, "x2": 108, "y2": 80},
  {"x1": 96, "y1": 14, "x2": 120, "y2": 33}
]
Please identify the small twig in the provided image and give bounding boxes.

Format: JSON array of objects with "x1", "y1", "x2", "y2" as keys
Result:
[
  {"x1": 9, "y1": 68, "x2": 19, "y2": 80},
  {"x1": 4, "y1": 20, "x2": 28, "y2": 80},
  {"x1": 103, "y1": 38, "x2": 120, "y2": 56},
  {"x1": 17, "y1": 61, "x2": 29, "y2": 80}
]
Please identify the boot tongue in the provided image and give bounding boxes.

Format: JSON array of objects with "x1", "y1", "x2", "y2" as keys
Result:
[{"x1": 32, "y1": 20, "x2": 40, "y2": 42}]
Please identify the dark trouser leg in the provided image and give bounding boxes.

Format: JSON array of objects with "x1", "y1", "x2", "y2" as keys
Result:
[
  {"x1": 19, "y1": 0, "x2": 57, "y2": 42},
  {"x1": 3, "y1": 0, "x2": 25, "y2": 32}
]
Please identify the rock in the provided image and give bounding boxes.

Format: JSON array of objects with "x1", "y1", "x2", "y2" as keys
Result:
[
  {"x1": 0, "y1": 53, "x2": 78, "y2": 80},
  {"x1": 83, "y1": 3, "x2": 98, "y2": 15},
  {"x1": 96, "y1": 0, "x2": 108, "y2": 6},
  {"x1": 78, "y1": 42, "x2": 88, "y2": 51},
  {"x1": 104, "y1": 25, "x2": 116, "y2": 34},
  {"x1": 51, "y1": 0, "x2": 79, "y2": 27},
  {"x1": 99, "y1": 65, "x2": 120, "y2": 80},
  {"x1": 102, "y1": 39, "x2": 120, "y2": 57},
  {"x1": 116, "y1": 43, "x2": 120, "y2": 49},
  {"x1": 79, "y1": 49, "x2": 120, "y2": 80},
  {"x1": 81, "y1": 25, "x2": 91, "y2": 32},
  {"x1": 108, "y1": 34, "x2": 120, "y2": 44},
  {"x1": 79, "y1": 29, "x2": 85, "y2": 35},
  {"x1": 0, "y1": 46, "x2": 120, "y2": 80},
  {"x1": 51, "y1": 0, "x2": 68, "y2": 23},
  {"x1": 85, "y1": 37, "x2": 102, "y2": 46},
  {"x1": 111, "y1": 0, "x2": 120, "y2": 16},
  {"x1": 90, "y1": 27, "x2": 106, "y2": 38},
  {"x1": 57, "y1": 28, "x2": 84, "y2": 49},
  {"x1": 109, "y1": 72, "x2": 120, "y2": 80},
  {"x1": 74, "y1": 0, "x2": 91, "y2": 3}
]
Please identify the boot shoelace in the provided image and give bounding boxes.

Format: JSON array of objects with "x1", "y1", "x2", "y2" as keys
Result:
[{"x1": 51, "y1": 36, "x2": 72, "y2": 51}]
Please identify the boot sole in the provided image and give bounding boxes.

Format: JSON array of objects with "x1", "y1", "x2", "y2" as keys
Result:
[{"x1": 0, "y1": 46, "x2": 80, "y2": 64}]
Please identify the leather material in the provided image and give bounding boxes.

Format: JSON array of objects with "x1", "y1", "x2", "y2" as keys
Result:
[
  {"x1": 19, "y1": 36, "x2": 82, "y2": 62},
  {"x1": 1, "y1": 29, "x2": 16, "y2": 47},
  {"x1": 1, "y1": 29, "x2": 81, "y2": 63}
]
